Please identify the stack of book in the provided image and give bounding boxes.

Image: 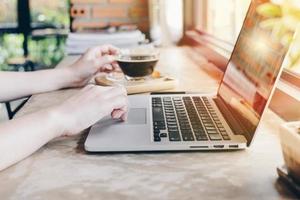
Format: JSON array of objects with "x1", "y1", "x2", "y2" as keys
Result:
[{"x1": 66, "y1": 30, "x2": 146, "y2": 55}]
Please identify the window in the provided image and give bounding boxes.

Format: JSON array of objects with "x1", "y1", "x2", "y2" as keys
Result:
[
  {"x1": 30, "y1": 0, "x2": 69, "y2": 28},
  {"x1": 259, "y1": 0, "x2": 300, "y2": 76},
  {"x1": 193, "y1": 0, "x2": 250, "y2": 45},
  {"x1": 191, "y1": 0, "x2": 300, "y2": 84},
  {"x1": 0, "y1": 0, "x2": 69, "y2": 29},
  {"x1": 0, "y1": 0, "x2": 17, "y2": 26},
  {"x1": 0, "y1": 0, "x2": 69, "y2": 70},
  {"x1": 205, "y1": 0, "x2": 250, "y2": 44}
]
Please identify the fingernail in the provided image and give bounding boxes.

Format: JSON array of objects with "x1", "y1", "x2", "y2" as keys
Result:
[
  {"x1": 107, "y1": 65, "x2": 113, "y2": 70},
  {"x1": 112, "y1": 112, "x2": 117, "y2": 119},
  {"x1": 121, "y1": 113, "x2": 128, "y2": 121}
]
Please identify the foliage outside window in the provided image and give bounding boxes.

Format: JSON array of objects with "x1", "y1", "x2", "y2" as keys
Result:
[
  {"x1": 30, "y1": 0, "x2": 69, "y2": 28},
  {"x1": 0, "y1": 0, "x2": 69, "y2": 71},
  {"x1": 196, "y1": 0, "x2": 300, "y2": 75},
  {"x1": 256, "y1": 0, "x2": 300, "y2": 74}
]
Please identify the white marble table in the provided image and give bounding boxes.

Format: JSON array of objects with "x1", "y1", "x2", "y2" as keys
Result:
[{"x1": 0, "y1": 47, "x2": 296, "y2": 199}]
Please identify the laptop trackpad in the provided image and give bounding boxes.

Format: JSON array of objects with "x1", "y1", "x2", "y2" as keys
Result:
[{"x1": 125, "y1": 108, "x2": 147, "y2": 124}]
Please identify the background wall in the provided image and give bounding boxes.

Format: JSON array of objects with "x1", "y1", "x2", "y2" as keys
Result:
[{"x1": 70, "y1": 0, "x2": 149, "y2": 32}]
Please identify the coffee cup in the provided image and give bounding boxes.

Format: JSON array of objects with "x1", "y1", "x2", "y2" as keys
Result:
[{"x1": 116, "y1": 47, "x2": 159, "y2": 80}]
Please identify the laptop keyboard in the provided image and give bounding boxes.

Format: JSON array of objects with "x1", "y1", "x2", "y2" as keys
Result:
[{"x1": 152, "y1": 96, "x2": 231, "y2": 142}]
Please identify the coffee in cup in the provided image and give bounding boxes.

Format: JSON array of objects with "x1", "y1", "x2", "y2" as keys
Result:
[{"x1": 116, "y1": 47, "x2": 159, "y2": 80}]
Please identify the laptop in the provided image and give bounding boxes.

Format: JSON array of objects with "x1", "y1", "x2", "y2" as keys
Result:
[{"x1": 85, "y1": 0, "x2": 294, "y2": 152}]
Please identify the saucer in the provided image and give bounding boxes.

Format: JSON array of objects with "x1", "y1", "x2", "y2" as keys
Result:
[
  {"x1": 105, "y1": 71, "x2": 153, "y2": 84},
  {"x1": 95, "y1": 71, "x2": 177, "y2": 94}
]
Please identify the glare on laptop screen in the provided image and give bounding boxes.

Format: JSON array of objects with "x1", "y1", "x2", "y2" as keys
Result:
[{"x1": 217, "y1": 0, "x2": 294, "y2": 144}]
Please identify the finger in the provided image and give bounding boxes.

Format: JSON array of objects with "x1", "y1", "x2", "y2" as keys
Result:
[
  {"x1": 116, "y1": 102, "x2": 129, "y2": 121},
  {"x1": 92, "y1": 45, "x2": 119, "y2": 56},
  {"x1": 100, "y1": 46, "x2": 110, "y2": 56},
  {"x1": 114, "y1": 104, "x2": 128, "y2": 116},
  {"x1": 101, "y1": 64, "x2": 113, "y2": 72},
  {"x1": 101, "y1": 44, "x2": 119, "y2": 55},
  {"x1": 119, "y1": 105, "x2": 128, "y2": 121},
  {"x1": 111, "y1": 62, "x2": 120, "y2": 71},
  {"x1": 111, "y1": 109, "x2": 124, "y2": 119},
  {"x1": 120, "y1": 112, "x2": 128, "y2": 121},
  {"x1": 111, "y1": 107, "x2": 128, "y2": 120},
  {"x1": 95, "y1": 55, "x2": 115, "y2": 67}
]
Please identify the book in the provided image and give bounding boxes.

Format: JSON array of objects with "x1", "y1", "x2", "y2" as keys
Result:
[{"x1": 66, "y1": 30, "x2": 146, "y2": 55}]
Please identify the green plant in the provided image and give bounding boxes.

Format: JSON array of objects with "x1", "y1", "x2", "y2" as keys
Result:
[
  {"x1": 0, "y1": 34, "x2": 67, "y2": 71},
  {"x1": 257, "y1": 1, "x2": 300, "y2": 71},
  {"x1": 0, "y1": 0, "x2": 69, "y2": 71}
]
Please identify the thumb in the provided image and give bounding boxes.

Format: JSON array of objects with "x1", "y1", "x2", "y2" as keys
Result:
[{"x1": 95, "y1": 55, "x2": 115, "y2": 68}]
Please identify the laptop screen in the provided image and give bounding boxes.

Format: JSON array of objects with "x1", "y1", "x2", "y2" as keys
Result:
[{"x1": 217, "y1": 0, "x2": 295, "y2": 145}]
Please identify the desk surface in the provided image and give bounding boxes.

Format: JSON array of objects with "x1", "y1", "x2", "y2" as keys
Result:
[{"x1": 0, "y1": 47, "x2": 296, "y2": 199}]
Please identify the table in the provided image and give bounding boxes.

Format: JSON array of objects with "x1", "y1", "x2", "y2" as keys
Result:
[{"x1": 0, "y1": 46, "x2": 296, "y2": 199}]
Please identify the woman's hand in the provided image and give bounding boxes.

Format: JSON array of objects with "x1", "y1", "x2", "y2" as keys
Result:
[
  {"x1": 53, "y1": 84, "x2": 128, "y2": 137},
  {"x1": 66, "y1": 45, "x2": 120, "y2": 87}
]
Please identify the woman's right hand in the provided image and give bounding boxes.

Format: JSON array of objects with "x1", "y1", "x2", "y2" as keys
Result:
[{"x1": 52, "y1": 84, "x2": 128, "y2": 137}]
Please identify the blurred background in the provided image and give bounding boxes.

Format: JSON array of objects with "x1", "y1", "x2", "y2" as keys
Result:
[
  {"x1": 0, "y1": 0, "x2": 69, "y2": 70},
  {"x1": 0, "y1": 0, "x2": 300, "y2": 120},
  {"x1": 1, "y1": 0, "x2": 300, "y2": 71}
]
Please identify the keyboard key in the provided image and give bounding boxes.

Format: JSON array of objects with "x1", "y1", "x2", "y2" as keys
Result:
[
  {"x1": 173, "y1": 97, "x2": 181, "y2": 101},
  {"x1": 168, "y1": 127, "x2": 178, "y2": 131},
  {"x1": 160, "y1": 133, "x2": 167, "y2": 138},
  {"x1": 154, "y1": 136, "x2": 161, "y2": 142},
  {"x1": 153, "y1": 107, "x2": 164, "y2": 122},
  {"x1": 207, "y1": 130, "x2": 218, "y2": 134},
  {"x1": 168, "y1": 128, "x2": 179, "y2": 132},
  {"x1": 206, "y1": 126, "x2": 217, "y2": 130},
  {"x1": 209, "y1": 134, "x2": 222, "y2": 140},
  {"x1": 194, "y1": 131, "x2": 206, "y2": 136},
  {"x1": 222, "y1": 135, "x2": 230, "y2": 140},
  {"x1": 167, "y1": 121, "x2": 177, "y2": 125},
  {"x1": 182, "y1": 135, "x2": 195, "y2": 141},
  {"x1": 169, "y1": 131, "x2": 181, "y2": 141},
  {"x1": 155, "y1": 121, "x2": 165, "y2": 125},
  {"x1": 220, "y1": 130, "x2": 227, "y2": 134},
  {"x1": 204, "y1": 123, "x2": 214, "y2": 126},
  {"x1": 191, "y1": 124, "x2": 203, "y2": 129},
  {"x1": 196, "y1": 135, "x2": 208, "y2": 141}
]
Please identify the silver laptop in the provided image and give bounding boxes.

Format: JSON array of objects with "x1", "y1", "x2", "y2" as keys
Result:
[{"x1": 85, "y1": 1, "x2": 293, "y2": 152}]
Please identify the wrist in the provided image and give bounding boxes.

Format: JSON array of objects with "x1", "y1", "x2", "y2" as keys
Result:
[
  {"x1": 46, "y1": 105, "x2": 70, "y2": 138},
  {"x1": 57, "y1": 67, "x2": 79, "y2": 88}
]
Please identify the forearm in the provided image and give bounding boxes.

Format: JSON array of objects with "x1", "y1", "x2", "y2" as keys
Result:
[
  {"x1": 0, "y1": 68, "x2": 75, "y2": 102},
  {"x1": 0, "y1": 107, "x2": 64, "y2": 171}
]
